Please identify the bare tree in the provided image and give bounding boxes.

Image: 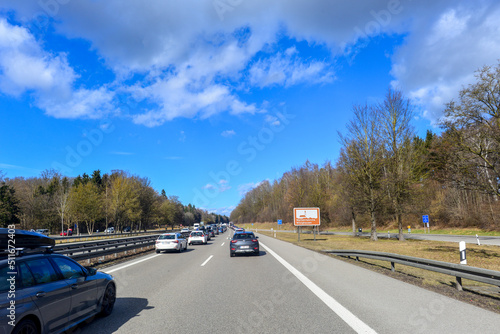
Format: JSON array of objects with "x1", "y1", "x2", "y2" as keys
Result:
[
  {"x1": 339, "y1": 104, "x2": 385, "y2": 240},
  {"x1": 377, "y1": 88, "x2": 416, "y2": 240},
  {"x1": 441, "y1": 63, "x2": 500, "y2": 199}
]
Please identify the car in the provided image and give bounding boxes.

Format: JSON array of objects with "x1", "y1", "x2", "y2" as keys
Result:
[
  {"x1": 35, "y1": 229, "x2": 49, "y2": 235},
  {"x1": 180, "y1": 228, "x2": 191, "y2": 239},
  {"x1": 155, "y1": 233, "x2": 187, "y2": 253},
  {"x1": 123, "y1": 226, "x2": 131, "y2": 233},
  {"x1": 0, "y1": 228, "x2": 116, "y2": 334},
  {"x1": 188, "y1": 231, "x2": 207, "y2": 245},
  {"x1": 193, "y1": 223, "x2": 200, "y2": 230},
  {"x1": 105, "y1": 227, "x2": 115, "y2": 233},
  {"x1": 60, "y1": 228, "x2": 73, "y2": 236},
  {"x1": 230, "y1": 232, "x2": 259, "y2": 257},
  {"x1": 234, "y1": 228, "x2": 245, "y2": 233},
  {"x1": 208, "y1": 226, "x2": 215, "y2": 238},
  {"x1": 200, "y1": 226, "x2": 211, "y2": 241}
]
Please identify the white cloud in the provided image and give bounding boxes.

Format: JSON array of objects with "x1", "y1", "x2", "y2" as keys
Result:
[
  {"x1": 390, "y1": 2, "x2": 500, "y2": 125},
  {"x1": 238, "y1": 181, "x2": 265, "y2": 196},
  {"x1": 3, "y1": 0, "x2": 500, "y2": 126},
  {"x1": 0, "y1": 18, "x2": 115, "y2": 119},
  {"x1": 249, "y1": 50, "x2": 334, "y2": 88},
  {"x1": 221, "y1": 130, "x2": 236, "y2": 137}
]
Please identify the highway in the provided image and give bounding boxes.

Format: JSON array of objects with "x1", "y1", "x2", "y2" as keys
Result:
[{"x1": 77, "y1": 230, "x2": 500, "y2": 334}]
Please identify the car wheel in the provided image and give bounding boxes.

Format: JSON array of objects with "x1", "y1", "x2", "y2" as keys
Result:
[
  {"x1": 12, "y1": 318, "x2": 39, "y2": 334},
  {"x1": 100, "y1": 284, "x2": 116, "y2": 316},
  {"x1": 156, "y1": 250, "x2": 160, "y2": 254},
  {"x1": 230, "y1": 252, "x2": 235, "y2": 257}
]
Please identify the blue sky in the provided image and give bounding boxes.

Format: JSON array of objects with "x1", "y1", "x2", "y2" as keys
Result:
[{"x1": 1, "y1": 0, "x2": 500, "y2": 216}]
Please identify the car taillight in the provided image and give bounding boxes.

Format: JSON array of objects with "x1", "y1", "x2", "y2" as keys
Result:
[
  {"x1": 231, "y1": 240, "x2": 237, "y2": 243},
  {"x1": 173, "y1": 240, "x2": 178, "y2": 243},
  {"x1": 156, "y1": 241, "x2": 160, "y2": 243},
  {"x1": 252, "y1": 239, "x2": 258, "y2": 242}
]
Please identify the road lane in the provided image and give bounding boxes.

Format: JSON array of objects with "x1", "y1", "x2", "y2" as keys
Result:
[{"x1": 78, "y1": 231, "x2": 356, "y2": 333}]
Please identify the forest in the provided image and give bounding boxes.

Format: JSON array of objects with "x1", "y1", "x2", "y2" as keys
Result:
[
  {"x1": 230, "y1": 64, "x2": 500, "y2": 240},
  {"x1": 0, "y1": 169, "x2": 229, "y2": 234}
]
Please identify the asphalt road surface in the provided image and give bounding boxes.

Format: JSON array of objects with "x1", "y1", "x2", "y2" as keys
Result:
[{"x1": 77, "y1": 231, "x2": 500, "y2": 334}]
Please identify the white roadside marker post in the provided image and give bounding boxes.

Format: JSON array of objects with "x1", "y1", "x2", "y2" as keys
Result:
[
  {"x1": 476, "y1": 234, "x2": 481, "y2": 246},
  {"x1": 457, "y1": 241, "x2": 467, "y2": 291}
]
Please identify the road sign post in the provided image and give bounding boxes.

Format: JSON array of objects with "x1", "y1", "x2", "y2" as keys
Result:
[
  {"x1": 294, "y1": 208, "x2": 320, "y2": 242},
  {"x1": 422, "y1": 215, "x2": 430, "y2": 233}
]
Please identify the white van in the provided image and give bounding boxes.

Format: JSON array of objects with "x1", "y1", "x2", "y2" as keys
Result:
[{"x1": 193, "y1": 223, "x2": 200, "y2": 230}]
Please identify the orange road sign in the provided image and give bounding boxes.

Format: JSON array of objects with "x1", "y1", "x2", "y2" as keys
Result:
[{"x1": 294, "y1": 208, "x2": 320, "y2": 226}]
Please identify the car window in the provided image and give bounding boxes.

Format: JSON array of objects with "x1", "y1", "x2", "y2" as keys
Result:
[
  {"x1": 159, "y1": 235, "x2": 175, "y2": 239},
  {"x1": 52, "y1": 257, "x2": 86, "y2": 279},
  {"x1": 0, "y1": 265, "x2": 12, "y2": 292},
  {"x1": 24, "y1": 258, "x2": 59, "y2": 284},
  {"x1": 19, "y1": 262, "x2": 36, "y2": 288},
  {"x1": 234, "y1": 233, "x2": 254, "y2": 239}
]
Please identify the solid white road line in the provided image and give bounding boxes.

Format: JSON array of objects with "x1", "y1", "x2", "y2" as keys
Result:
[
  {"x1": 221, "y1": 242, "x2": 225, "y2": 246},
  {"x1": 201, "y1": 255, "x2": 213, "y2": 267},
  {"x1": 105, "y1": 254, "x2": 161, "y2": 274},
  {"x1": 260, "y1": 242, "x2": 377, "y2": 334}
]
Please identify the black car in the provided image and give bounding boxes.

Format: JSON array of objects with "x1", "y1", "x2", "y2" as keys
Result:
[
  {"x1": 0, "y1": 228, "x2": 116, "y2": 334},
  {"x1": 230, "y1": 232, "x2": 259, "y2": 257}
]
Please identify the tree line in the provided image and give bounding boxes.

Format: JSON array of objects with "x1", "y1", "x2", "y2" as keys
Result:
[
  {"x1": 0, "y1": 169, "x2": 229, "y2": 233},
  {"x1": 230, "y1": 63, "x2": 500, "y2": 240}
]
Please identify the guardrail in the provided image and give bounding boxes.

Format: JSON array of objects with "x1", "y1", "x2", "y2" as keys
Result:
[
  {"x1": 322, "y1": 249, "x2": 500, "y2": 291},
  {"x1": 54, "y1": 234, "x2": 160, "y2": 262},
  {"x1": 53, "y1": 229, "x2": 178, "y2": 243}
]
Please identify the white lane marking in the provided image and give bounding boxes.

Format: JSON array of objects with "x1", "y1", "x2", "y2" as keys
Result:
[
  {"x1": 201, "y1": 255, "x2": 213, "y2": 267},
  {"x1": 260, "y1": 242, "x2": 377, "y2": 334},
  {"x1": 105, "y1": 254, "x2": 161, "y2": 274},
  {"x1": 221, "y1": 242, "x2": 225, "y2": 246}
]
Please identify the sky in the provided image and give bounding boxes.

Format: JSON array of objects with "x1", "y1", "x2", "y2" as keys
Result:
[{"x1": 1, "y1": 0, "x2": 500, "y2": 217}]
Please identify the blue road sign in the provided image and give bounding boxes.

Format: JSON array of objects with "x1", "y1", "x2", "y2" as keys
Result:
[
  {"x1": 278, "y1": 219, "x2": 282, "y2": 225},
  {"x1": 422, "y1": 215, "x2": 429, "y2": 223}
]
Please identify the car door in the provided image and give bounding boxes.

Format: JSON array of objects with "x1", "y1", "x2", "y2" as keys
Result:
[
  {"x1": 24, "y1": 257, "x2": 72, "y2": 333},
  {"x1": 51, "y1": 257, "x2": 98, "y2": 323}
]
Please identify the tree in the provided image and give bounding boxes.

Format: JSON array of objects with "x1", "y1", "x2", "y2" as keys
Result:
[
  {"x1": 441, "y1": 63, "x2": 500, "y2": 198},
  {"x1": 338, "y1": 104, "x2": 385, "y2": 240},
  {"x1": 69, "y1": 182, "x2": 103, "y2": 234},
  {"x1": 107, "y1": 173, "x2": 140, "y2": 231},
  {"x1": 0, "y1": 182, "x2": 20, "y2": 227},
  {"x1": 377, "y1": 88, "x2": 416, "y2": 240}
]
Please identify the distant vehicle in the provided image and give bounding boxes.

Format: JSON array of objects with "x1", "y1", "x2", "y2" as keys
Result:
[
  {"x1": 200, "y1": 226, "x2": 210, "y2": 241},
  {"x1": 235, "y1": 228, "x2": 245, "y2": 233},
  {"x1": 0, "y1": 228, "x2": 116, "y2": 334},
  {"x1": 193, "y1": 223, "x2": 200, "y2": 230},
  {"x1": 188, "y1": 231, "x2": 207, "y2": 245},
  {"x1": 60, "y1": 228, "x2": 73, "y2": 236},
  {"x1": 155, "y1": 233, "x2": 187, "y2": 253},
  {"x1": 123, "y1": 226, "x2": 131, "y2": 233},
  {"x1": 105, "y1": 227, "x2": 115, "y2": 233},
  {"x1": 35, "y1": 228, "x2": 49, "y2": 235},
  {"x1": 180, "y1": 228, "x2": 191, "y2": 239},
  {"x1": 230, "y1": 232, "x2": 259, "y2": 257}
]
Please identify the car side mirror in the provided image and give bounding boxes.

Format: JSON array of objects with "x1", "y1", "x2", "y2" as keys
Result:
[{"x1": 85, "y1": 267, "x2": 97, "y2": 276}]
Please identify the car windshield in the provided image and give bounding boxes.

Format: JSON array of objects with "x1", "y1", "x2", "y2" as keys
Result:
[
  {"x1": 191, "y1": 232, "x2": 203, "y2": 236},
  {"x1": 159, "y1": 235, "x2": 175, "y2": 240}
]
